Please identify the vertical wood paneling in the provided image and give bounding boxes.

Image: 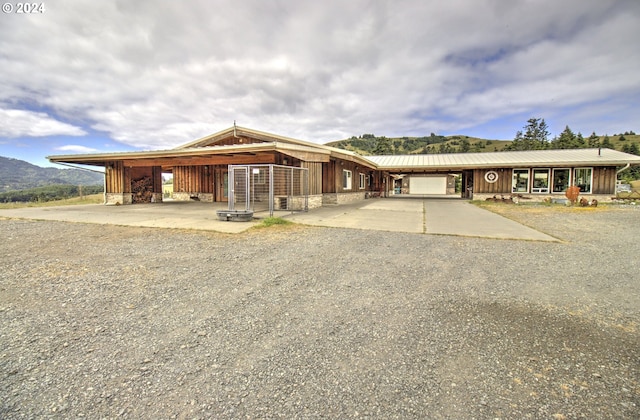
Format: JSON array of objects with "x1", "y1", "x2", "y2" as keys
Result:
[
  {"x1": 592, "y1": 166, "x2": 615, "y2": 194},
  {"x1": 173, "y1": 165, "x2": 215, "y2": 193},
  {"x1": 105, "y1": 161, "x2": 123, "y2": 193},
  {"x1": 302, "y1": 162, "x2": 322, "y2": 195},
  {"x1": 473, "y1": 167, "x2": 618, "y2": 195},
  {"x1": 123, "y1": 166, "x2": 132, "y2": 193},
  {"x1": 152, "y1": 166, "x2": 162, "y2": 193},
  {"x1": 474, "y1": 168, "x2": 510, "y2": 194},
  {"x1": 322, "y1": 161, "x2": 336, "y2": 193}
]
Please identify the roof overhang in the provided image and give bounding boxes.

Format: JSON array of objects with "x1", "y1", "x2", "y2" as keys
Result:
[
  {"x1": 47, "y1": 141, "x2": 340, "y2": 167},
  {"x1": 366, "y1": 149, "x2": 640, "y2": 172}
]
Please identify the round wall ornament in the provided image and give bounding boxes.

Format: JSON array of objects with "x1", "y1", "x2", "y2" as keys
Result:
[{"x1": 484, "y1": 170, "x2": 499, "y2": 183}]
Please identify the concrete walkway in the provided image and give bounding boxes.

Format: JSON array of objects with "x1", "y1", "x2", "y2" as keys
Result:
[
  {"x1": 0, "y1": 198, "x2": 559, "y2": 241},
  {"x1": 0, "y1": 202, "x2": 258, "y2": 234},
  {"x1": 285, "y1": 198, "x2": 559, "y2": 241}
]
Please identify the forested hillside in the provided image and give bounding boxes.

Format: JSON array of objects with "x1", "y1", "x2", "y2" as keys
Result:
[
  {"x1": 326, "y1": 133, "x2": 511, "y2": 155},
  {"x1": 0, "y1": 156, "x2": 103, "y2": 192},
  {"x1": 327, "y1": 120, "x2": 640, "y2": 181},
  {"x1": 327, "y1": 120, "x2": 639, "y2": 157}
]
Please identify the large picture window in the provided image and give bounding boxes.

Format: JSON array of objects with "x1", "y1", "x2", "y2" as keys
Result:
[
  {"x1": 552, "y1": 168, "x2": 570, "y2": 193},
  {"x1": 512, "y1": 169, "x2": 530, "y2": 193},
  {"x1": 573, "y1": 168, "x2": 593, "y2": 194},
  {"x1": 343, "y1": 169, "x2": 352, "y2": 190},
  {"x1": 532, "y1": 169, "x2": 550, "y2": 193}
]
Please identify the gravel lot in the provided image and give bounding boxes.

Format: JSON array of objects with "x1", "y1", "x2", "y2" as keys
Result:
[{"x1": 1, "y1": 205, "x2": 639, "y2": 419}]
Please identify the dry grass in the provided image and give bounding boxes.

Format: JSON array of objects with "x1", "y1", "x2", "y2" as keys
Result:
[
  {"x1": 472, "y1": 200, "x2": 616, "y2": 217},
  {"x1": 0, "y1": 194, "x2": 104, "y2": 209}
]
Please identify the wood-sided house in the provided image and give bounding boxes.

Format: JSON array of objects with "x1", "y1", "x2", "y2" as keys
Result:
[
  {"x1": 48, "y1": 126, "x2": 385, "y2": 207},
  {"x1": 48, "y1": 126, "x2": 640, "y2": 207},
  {"x1": 366, "y1": 148, "x2": 640, "y2": 201}
]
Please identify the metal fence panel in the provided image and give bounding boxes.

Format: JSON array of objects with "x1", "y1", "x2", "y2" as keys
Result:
[{"x1": 228, "y1": 164, "x2": 308, "y2": 216}]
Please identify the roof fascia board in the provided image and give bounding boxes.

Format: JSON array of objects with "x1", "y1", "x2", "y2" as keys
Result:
[{"x1": 48, "y1": 142, "x2": 279, "y2": 164}]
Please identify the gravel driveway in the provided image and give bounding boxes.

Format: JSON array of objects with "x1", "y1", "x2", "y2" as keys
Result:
[{"x1": 1, "y1": 205, "x2": 639, "y2": 419}]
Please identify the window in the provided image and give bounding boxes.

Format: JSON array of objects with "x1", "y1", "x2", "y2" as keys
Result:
[
  {"x1": 343, "y1": 169, "x2": 352, "y2": 190},
  {"x1": 552, "y1": 168, "x2": 570, "y2": 193},
  {"x1": 359, "y1": 173, "x2": 366, "y2": 189},
  {"x1": 512, "y1": 169, "x2": 530, "y2": 193},
  {"x1": 573, "y1": 168, "x2": 593, "y2": 194},
  {"x1": 532, "y1": 169, "x2": 550, "y2": 193}
]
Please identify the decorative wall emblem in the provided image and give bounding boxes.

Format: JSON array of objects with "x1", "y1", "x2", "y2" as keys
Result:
[{"x1": 484, "y1": 170, "x2": 499, "y2": 183}]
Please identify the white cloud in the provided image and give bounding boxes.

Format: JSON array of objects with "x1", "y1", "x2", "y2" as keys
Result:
[
  {"x1": 55, "y1": 145, "x2": 99, "y2": 153},
  {"x1": 0, "y1": 109, "x2": 87, "y2": 138},
  {"x1": 0, "y1": 0, "x2": 638, "y2": 146}
]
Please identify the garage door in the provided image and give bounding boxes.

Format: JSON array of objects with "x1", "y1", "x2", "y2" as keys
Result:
[{"x1": 410, "y1": 176, "x2": 447, "y2": 195}]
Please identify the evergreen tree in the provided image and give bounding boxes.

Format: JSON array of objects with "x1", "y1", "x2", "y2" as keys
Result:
[
  {"x1": 622, "y1": 142, "x2": 639, "y2": 155},
  {"x1": 551, "y1": 125, "x2": 576, "y2": 149},
  {"x1": 506, "y1": 118, "x2": 550, "y2": 150},
  {"x1": 601, "y1": 135, "x2": 613, "y2": 149},
  {"x1": 587, "y1": 132, "x2": 600, "y2": 148}
]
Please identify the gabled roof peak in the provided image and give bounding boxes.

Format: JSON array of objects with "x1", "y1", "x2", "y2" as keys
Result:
[{"x1": 175, "y1": 125, "x2": 321, "y2": 150}]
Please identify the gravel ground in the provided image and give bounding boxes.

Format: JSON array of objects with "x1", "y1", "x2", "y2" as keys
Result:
[{"x1": 1, "y1": 205, "x2": 639, "y2": 419}]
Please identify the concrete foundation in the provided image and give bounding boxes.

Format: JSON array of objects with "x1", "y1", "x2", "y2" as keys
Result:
[
  {"x1": 322, "y1": 192, "x2": 366, "y2": 205},
  {"x1": 173, "y1": 192, "x2": 214, "y2": 202},
  {"x1": 105, "y1": 193, "x2": 132, "y2": 205}
]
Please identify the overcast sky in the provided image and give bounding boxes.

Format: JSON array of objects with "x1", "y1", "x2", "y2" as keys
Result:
[{"x1": 1, "y1": 0, "x2": 639, "y2": 166}]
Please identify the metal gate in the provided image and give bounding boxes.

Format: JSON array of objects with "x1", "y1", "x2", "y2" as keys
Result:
[{"x1": 227, "y1": 164, "x2": 308, "y2": 216}]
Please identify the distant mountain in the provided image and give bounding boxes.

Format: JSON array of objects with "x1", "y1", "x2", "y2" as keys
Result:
[{"x1": 0, "y1": 156, "x2": 103, "y2": 193}]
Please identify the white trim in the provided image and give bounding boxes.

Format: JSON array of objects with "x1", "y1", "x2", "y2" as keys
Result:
[
  {"x1": 531, "y1": 168, "x2": 550, "y2": 194},
  {"x1": 512, "y1": 168, "x2": 530, "y2": 193},
  {"x1": 343, "y1": 169, "x2": 352, "y2": 190},
  {"x1": 573, "y1": 167, "x2": 593, "y2": 194},
  {"x1": 552, "y1": 168, "x2": 571, "y2": 194}
]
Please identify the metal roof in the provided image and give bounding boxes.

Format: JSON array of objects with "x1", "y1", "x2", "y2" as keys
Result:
[
  {"x1": 365, "y1": 148, "x2": 640, "y2": 170},
  {"x1": 47, "y1": 123, "x2": 640, "y2": 171},
  {"x1": 47, "y1": 128, "x2": 376, "y2": 168}
]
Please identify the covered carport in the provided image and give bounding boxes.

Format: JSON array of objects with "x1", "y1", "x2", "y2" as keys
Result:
[{"x1": 369, "y1": 155, "x2": 461, "y2": 197}]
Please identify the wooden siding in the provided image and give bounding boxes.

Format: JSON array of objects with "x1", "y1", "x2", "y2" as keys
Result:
[
  {"x1": 173, "y1": 165, "x2": 215, "y2": 193},
  {"x1": 207, "y1": 136, "x2": 267, "y2": 147},
  {"x1": 302, "y1": 162, "x2": 322, "y2": 195},
  {"x1": 474, "y1": 168, "x2": 511, "y2": 194},
  {"x1": 474, "y1": 166, "x2": 618, "y2": 195},
  {"x1": 325, "y1": 159, "x2": 376, "y2": 193},
  {"x1": 592, "y1": 167, "x2": 616, "y2": 194},
  {"x1": 105, "y1": 161, "x2": 124, "y2": 193},
  {"x1": 322, "y1": 161, "x2": 336, "y2": 193}
]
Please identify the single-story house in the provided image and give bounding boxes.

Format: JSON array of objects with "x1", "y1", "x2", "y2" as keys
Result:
[{"x1": 48, "y1": 125, "x2": 640, "y2": 207}]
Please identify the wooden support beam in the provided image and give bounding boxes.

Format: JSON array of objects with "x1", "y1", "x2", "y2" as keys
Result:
[
  {"x1": 280, "y1": 150, "x2": 330, "y2": 162},
  {"x1": 122, "y1": 153, "x2": 276, "y2": 167}
]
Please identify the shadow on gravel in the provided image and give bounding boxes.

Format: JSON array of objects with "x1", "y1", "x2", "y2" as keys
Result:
[{"x1": 432, "y1": 299, "x2": 639, "y2": 418}]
